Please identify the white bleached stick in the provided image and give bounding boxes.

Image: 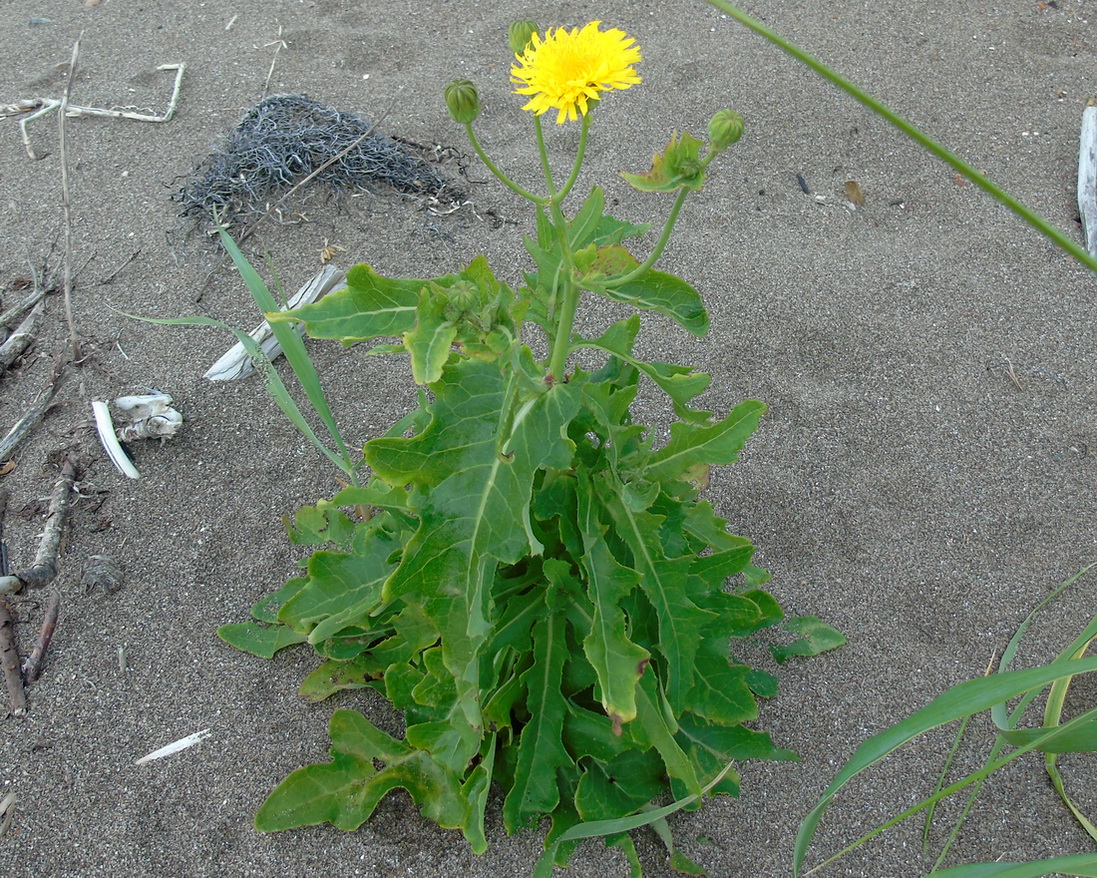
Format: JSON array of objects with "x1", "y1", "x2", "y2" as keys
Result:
[
  {"x1": 92, "y1": 400, "x2": 140, "y2": 479},
  {"x1": 135, "y1": 728, "x2": 211, "y2": 765},
  {"x1": 1078, "y1": 106, "x2": 1097, "y2": 256},
  {"x1": 204, "y1": 264, "x2": 345, "y2": 380}
]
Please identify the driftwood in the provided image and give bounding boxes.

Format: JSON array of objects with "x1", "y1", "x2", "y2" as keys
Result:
[
  {"x1": 1078, "y1": 105, "x2": 1097, "y2": 256},
  {"x1": 0, "y1": 301, "x2": 43, "y2": 373},
  {"x1": 0, "y1": 284, "x2": 47, "y2": 334},
  {"x1": 0, "y1": 359, "x2": 66, "y2": 464},
  {"x1": 21, "y1": 589, "x2": 59, "y2": 684},
  {"x1": 204, "y1": 264, "x2": 345, "y2": 380},
  {"x1": 0, "y1": 453, "x2": 78, "y2": 595},
  {"x1": 0, "y1": 491, "x2": 27, "y2": 717}
]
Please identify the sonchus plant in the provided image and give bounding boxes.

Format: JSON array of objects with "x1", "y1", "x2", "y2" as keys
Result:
[{"x1": 219, "y1": 19, "x2": 842, "y2": 874}]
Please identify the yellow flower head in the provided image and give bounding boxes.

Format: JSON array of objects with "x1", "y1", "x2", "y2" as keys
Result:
[{"x1": 511, "y1": 21, "x2": 641, "y2": 124}]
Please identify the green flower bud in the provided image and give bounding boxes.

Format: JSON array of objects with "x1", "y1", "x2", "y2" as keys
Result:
[
  {"x1": 447, "y1": 279, "x2": 479, "y2": 311},
  {"x1": 508, "y1": 19, "x2": 540, "y2": 55},
  {"x1": 707, "y1": 109, "x2": 744, "y2": 152},
  {"x1": 445, "y1": 79, "x2": 480, "y2": 125}
]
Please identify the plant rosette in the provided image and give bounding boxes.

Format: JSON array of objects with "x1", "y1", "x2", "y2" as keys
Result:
[{"x1": 218, "y1": 19, "x2": 842, "y2": 874}]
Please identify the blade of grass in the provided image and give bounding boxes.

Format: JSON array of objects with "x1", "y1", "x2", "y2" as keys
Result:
[
  {"x1": 1044, "y1": 630, "x2": 1097, "y2": 843},
  {"x1": 794, "y1": 657, "x2": 1097, "y2": 876},
  {"x1": 930, "y1": 564, "x2": 1097, "y2": 869},
  {"x1": 118, "y1": 311, "x2": 353, "y2": 478},
  {"x1": 701, "y1": 1, "x2": 1097, "y2": 277},
  {"x1": 926, "y1": 853, "x2": 1097, "y2": 878},
  {"x1": 215, "y1": 221, "x2": 356, "y2": 481},
  {"x1": 804, "y1": 704, "x2": 1097, "y2": 876}
]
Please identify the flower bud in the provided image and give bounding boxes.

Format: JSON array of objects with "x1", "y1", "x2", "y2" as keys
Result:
[
  {"x1": 707, "y1": 109, "x2": 744, "y2": 152},
  {"x1": 445, "y1": 79, "x2": 480, "y2": 125},
  {"x1": 508, "y1": 19, "x2": 540, "y2": 55}
]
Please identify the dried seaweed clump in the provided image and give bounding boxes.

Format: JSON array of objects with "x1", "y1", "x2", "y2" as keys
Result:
[{"x1": 174, "y1": 94, "x2": 455, "y2": 227}]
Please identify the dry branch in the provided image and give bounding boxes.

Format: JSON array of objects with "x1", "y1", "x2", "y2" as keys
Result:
[
  {"x1": 0, "y1": 285, "x2": 47, "y2": 334},
  {"x1": 59, "y1": 36, "x2": 81, "y2": 361},
  {"x1": 21, "y1": 588, "x2": 59, "y2": 684},
  {"x1": 0, "y1": 358, "x2": 67, "y2": 463},
  {"x1": 0, "y1": 302, "x2": 43, "y2": 373},
  {"x1": 0, "y1": 452, "x2": 78, "y2": 595},
  {"x1": 0, "y1": 598, "x2": 26, "y2": 717}
]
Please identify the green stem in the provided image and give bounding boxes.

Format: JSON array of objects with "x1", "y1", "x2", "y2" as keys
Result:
[
  {"x1": 606, "y1": 187, "x2": 691, "y2": 287},
  {"x1": 557, "y1": 112, "x2": 593, "y2": 201},
  {"x1": 465, "y1": 123, "x2": 547, "y2": 205},
  {"x1": 547, "y1": 198, "x2": 580, "y2": 382},
  {"x1": 534, "y1": 115, "x2": 556, "y2": 194},
  {"x1": 702, "y1": 0, "x2": 1097, "y2": 275}
]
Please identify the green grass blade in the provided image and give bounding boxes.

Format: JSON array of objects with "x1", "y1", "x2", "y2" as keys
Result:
[
  {"x1": 806, "y1": 705, "x2": 1097, "y2": 876},
  {"x1": 701, "y1": 0, "x2": 1097, "y2": 277},
  {"x1": 1044, "y1": 628, "x2": 1097, "y2": 843},
  {"x1": 926, "y1": 853, "x2": 1097, "y2": 878},
  {"x1": 215, "y1": 222, "x2": 355, "y2": 478},
  {"x1": 120, "y1": 311, "x2": 353, "y2": 477},
  {"x1": 793, "y1": 658, "x2": 1097, "y2": 876}
]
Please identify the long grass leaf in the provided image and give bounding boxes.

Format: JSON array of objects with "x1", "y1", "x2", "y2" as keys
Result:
[
  {"x1": 701, "y1": 0, "x2": 1097, "y2": 277},
  {"x1": 805, "y1": 706, "x2": 1097, "y2": 876},
  {"x1": 794, "y1": 658, "x2": 1097, "y2": 876},
  {"x1": 215, "y1": 222, "x2": 355, "y2": 478},
  {"x1": 926, "y1": 853, "x2": 1097, "y2": 878},
  {"x1": 120, "y1": 312, "x2": 352, "y2": 476}
]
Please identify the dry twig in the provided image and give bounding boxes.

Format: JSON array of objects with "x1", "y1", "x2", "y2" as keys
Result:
[
  {"x1": 0, "y1": 301, "x2": 43, "y2": 373},
  {"x1": 21, "y1": 588, "x2": 60, "y2": 684},
  {"x1": 0, "y1": 452, "x2": 79, "y2": 595},
  {"x1": 0, "y1": 598, "x2": 26, "y2": 717},
  {"x1": 59, "y1": 36, "x2": 81, "y2": 361},
  {"x1": 0, "y1": 358, "x2": 67, "y2": 463},
  {"x1": 0, "y1": 492, "x2": 26, "y2": 716},
  {"x1": 0, "y1": 64, "x2": 185, "y2": 160}
]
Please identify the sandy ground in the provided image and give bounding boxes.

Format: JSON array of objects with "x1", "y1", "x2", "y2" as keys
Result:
[{"x1": 1, "y1": 1, "x2": 1095, "y2": 876}]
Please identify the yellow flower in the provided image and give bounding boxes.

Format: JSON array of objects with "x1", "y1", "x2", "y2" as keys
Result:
[{"x1": 511, "y1": 21, "x2": 641, "y2": 124}]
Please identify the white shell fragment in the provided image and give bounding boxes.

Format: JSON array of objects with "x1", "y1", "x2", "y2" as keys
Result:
[
  {"x1": 135, "y1": 728, "x2": 212, "y2": 765},
  {"x1": 92, "y1": 400, "x2": 141, "y2": 480},
  {"x1": 114, "y1": 392, "x2": 184, "y2": 441},
  {"x1": 204, "y1": 264, "x2": 346, "y2": 381}
]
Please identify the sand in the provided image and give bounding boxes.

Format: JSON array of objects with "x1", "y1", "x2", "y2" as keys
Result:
[{"x1": 1, "y1": 1, "x2": 1095, "y2": 876}]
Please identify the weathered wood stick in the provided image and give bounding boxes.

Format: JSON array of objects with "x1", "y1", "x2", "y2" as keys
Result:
[
  {"x1": 0, "y1": 284, "x2": 47, "y2": 333},
  {"x1": 0, "y1": 358, "x2": 66, "y2": 463},
  {"x1": 0, "y1": 301, "x2": 43, "y2": 373},
  {"x1": 0, "y1": 598, "x2": 26, "y2": 716},
  {"x1": 0, "y1": 453, "x2": 78, "y2": 595},
  {"x1": 1078, "y1": 106, "x2": 1097, "y2": 256},
  {"x1": 22, "y1": 588, "x2": 59, "y2": 684}
]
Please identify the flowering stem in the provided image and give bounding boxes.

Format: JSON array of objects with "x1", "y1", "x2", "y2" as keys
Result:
[
  {"x1": 533, "y1": 116, "x2": 556, "y2": 193},
  {"x1": 547, "y1": 197, "x2": 580, "y2": 382},
  {"x1": 604, "y1": 187, "x2": 691, "y2": 288},
  {"x1": 464, "y1": 123, "x2": 547, "y2": 205},
  {"x1": 557, "y1": 113, "x2": 592, "y2": 202}
]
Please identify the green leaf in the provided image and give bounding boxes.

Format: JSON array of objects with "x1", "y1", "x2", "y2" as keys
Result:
[
  {"x1": 503, "y1": 610, "x2": 574, "y2": 832},
  {"x1": 580, "y1": 539, "x2": 650, "y2": 727},
  {"x1": 793, "y1": 656, "x2": 1097, "y2": 876},
  {"x1": 686, "y1": 644, "x2": 759, "y2": 726},
  {"x1": 217, "y1": 621, "x2": 307, "y2": 658},
  {"x1": 621, "y1": 131, "x2": 707, "y2": 192},
  {"x1": 586, "y1": 271, "x2": 709, "y2": 337},
  {"x1": 403, "y1": 292, "x2": 456, "y2": 385},
  {"x1": 645, "y1": 400, "x2": 766, "y2": 482},
  {"x1": 299, "y1": 654, "x2": 385, "y2": 702},
  {"x1": 927, "y1": 855, "x2": 1097, "y2": 878},
  {"x1": 575, "y1": 749, "x2": 666, "y2": 821},
  {"x1": 594, "y1": 473, "x2": 714, "y2": 713},
  {"x1": 256, "y1": 709, "x2": 468, "y2": 833},
  {"x1": 772, "y1": 615, "x2": 847, "y2": 664},
  {"x1": 633, "y1": 670, "x2": 702, "y2": 796},
  {"x1": 271, "y1": 263, "x2": 432, "y2": 343},
  {"x1": 1001, "y1": 722, "x2": 1097, "y2": 754}
]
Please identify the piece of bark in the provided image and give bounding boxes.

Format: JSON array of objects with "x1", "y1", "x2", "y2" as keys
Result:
[
  {"x1": 0, "y1": 452, "x2": 78, "y2": 595},
  {"x1": 0, "y1": 358, "x2": 66, "y2": 464},
  {"x1": 21, "y1": 588, "x2": 59, "y2": 684},
  {"x1": 0, "y1": 598, "x2": 26, "y2": 717}
]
